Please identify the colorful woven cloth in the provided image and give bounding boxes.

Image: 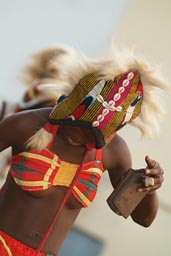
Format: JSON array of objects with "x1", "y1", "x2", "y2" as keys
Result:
[
  {"x1": 14, "y1": 71, "x2": 54, "y2": 113},
  {"x1": 14, "y1": 79, "x2": 47, "y2": 112},
  {"x1": 48, "y1": 70, "x2": 143, "y2": 147},
  {"x1": 10, "y1": 125, "x2": 104, "y2": 207},
  {"x1": 0, "y1": 231, "x2": 53, "y2": 256}
]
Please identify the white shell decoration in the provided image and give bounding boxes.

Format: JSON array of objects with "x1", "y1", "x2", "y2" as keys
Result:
[{"x1": 93, "y1": 71, "x2": 134, "y2": 127}]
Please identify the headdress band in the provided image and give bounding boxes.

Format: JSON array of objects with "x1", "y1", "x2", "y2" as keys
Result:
[{"x1": 47, "y1": 70, "x2": 143, "y2": 148}]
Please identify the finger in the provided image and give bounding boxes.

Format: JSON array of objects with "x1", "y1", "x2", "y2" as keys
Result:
[
  {"x1": 138, "y1": 183, "x2": 161, "y2": 192},
  {"x1": 155, "y1": 175, "x2": 164, "y2": 184},
  {"x1": 138, "y1": 176, "x2": 164, "y2": 192},
  {"x1": 139, "y1": 180, "x2": 163, "y2": 191},
  {"x1": 145, "y1": 155, "x2": 150, "y2": 166},
  {"x1": 145, "y1": 168, "x2": 164, "y2": 176},
  {"x1": 151, "y1": 160, "x2": 157, "y2": 168},
  {"x1": 138, "y1": 186, "x2": 157, "y2": 193},
  {"x1": 145, "y1": 155, "x2": 156, "y2": 168}
]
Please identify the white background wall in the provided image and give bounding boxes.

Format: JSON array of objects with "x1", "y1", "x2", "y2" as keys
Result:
[{"x1": 0, "y1": 0, "x2": 171, "y2": 255}]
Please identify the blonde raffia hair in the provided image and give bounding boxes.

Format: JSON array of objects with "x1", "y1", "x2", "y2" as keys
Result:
[
  {"x1": 99, "y1": 46, "x2": 170, "y2": 138},
  {"x1": 26, "y1": 45, "x2": 170, "y2": 150},
  {"x1": 19, "y1": 45, "x2": 81, "y2": 86},
  {"x1": 25, "y1": 128, "x2": 53, "y2": 150},
  {"x1": 25, "y1": 44, "x2": 97, "y2": 150}
]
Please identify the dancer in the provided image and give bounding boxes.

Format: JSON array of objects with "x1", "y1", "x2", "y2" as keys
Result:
[{"x1": 0, "y1": 46, "x2": 168, "y2": 256}]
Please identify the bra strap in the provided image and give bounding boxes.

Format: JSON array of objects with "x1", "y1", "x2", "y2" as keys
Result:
[
  {"x1": 35, "y1": 149, "x2": 88, "y2": 255},
  {"x1": 44, "y1": 122, "x2": 59, "y2": 149},
  {"x1": 95, "y1": 148, "x2": 103, "y2": 161}
]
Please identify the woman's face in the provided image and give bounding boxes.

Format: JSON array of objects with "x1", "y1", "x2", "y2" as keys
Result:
[{"x1": 61, "y1": 125, "x2": 96, "y2": 147}]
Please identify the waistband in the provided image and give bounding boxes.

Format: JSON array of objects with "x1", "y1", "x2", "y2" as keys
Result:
[{"x1": 0, "y1": 231, "x2": 54, "y2": 256}]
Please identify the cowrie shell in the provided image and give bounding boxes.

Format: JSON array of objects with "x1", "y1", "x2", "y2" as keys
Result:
[
  {"x1": 102, "y1": 101, "x2": 109, "y2": 108},
  {"x1": 92, "y1": 121, "x2": 99, "y2": 127},
  {"x1": 113, "y1": 93, "x2": 121, "y2": 101},
  {"x1": 108, "y1": 100, "x2": 115, "y2": 107},
  {"x1": 122, "y1": 79, "x2": 129, "y2": 87},
  {"x1": 115, "y1": 106, "x2": 123, "y2": 112},
  {"x1": 127, "y1": 72, "x2": 134, "y2": 80},
  {"x1": 96, "y1": 94, "x2": 104, "y2": 103},
  {"x1": 102, "y1": 108, "x2": 109, "y2": 115},
  {"x1": 97, "y1": 115, "x2": 104, "y2": 122},
  {"x1": 118, "y1": 87, "x2": 125, "y2": 93}
]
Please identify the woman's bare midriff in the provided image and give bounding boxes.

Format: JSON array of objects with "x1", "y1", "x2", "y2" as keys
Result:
[{"x1": 0, "y1": 173, "x2": 81, "y2": 255}]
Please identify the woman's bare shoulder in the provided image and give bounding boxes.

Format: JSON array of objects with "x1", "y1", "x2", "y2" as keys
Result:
[
  {"x1": 5, "y1": 107, "x2": 51, "y2": 123},
  {"x1": 0, "y1": 107, "x2": 52, "y2": 151}
]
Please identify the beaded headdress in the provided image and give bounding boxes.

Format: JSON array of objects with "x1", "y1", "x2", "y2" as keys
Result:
[
  {"x1": 16, "y1": 45, "x2": 80, "y2": 112},
  {"x1": 26, "y1": 47, "x2": 168, "y2": 150},
  {"x1": 47, "y1": 70, "x2": 143, "y2": 148}
]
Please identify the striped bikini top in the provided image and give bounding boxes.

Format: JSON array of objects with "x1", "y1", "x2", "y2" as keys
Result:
[{"x1": 9, "y1": 125, "x2": 104, "y2": 207}]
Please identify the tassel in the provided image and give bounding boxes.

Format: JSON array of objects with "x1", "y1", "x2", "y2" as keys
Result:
[{"x1": 25, "y1": 127, "x2": 53, "y2": 151}]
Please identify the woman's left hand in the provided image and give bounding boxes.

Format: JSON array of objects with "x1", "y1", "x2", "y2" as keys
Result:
[{"x1": 138, "y1": 155, "x2": 164, "y2": 194}]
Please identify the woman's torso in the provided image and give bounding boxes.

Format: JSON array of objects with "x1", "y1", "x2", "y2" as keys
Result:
[
  {"x1": 0, "y1": 108, "x2": 107, "y2": 254},
  {"x1": 0, "y1": 173, "x2": 81, "y2": 254}
]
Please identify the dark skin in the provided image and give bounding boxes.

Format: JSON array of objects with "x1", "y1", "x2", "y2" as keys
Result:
[
  {"x1": 0, "y1": 97, "x2": 56, "y2": 179},
  {"x1": 0, "y1": 108, "x2": 164, "y2": 255}
]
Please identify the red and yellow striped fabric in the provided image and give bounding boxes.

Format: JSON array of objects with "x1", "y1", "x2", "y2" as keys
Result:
[{"x1": 10, "y1": 147, "x2": 104, "y2": 207}]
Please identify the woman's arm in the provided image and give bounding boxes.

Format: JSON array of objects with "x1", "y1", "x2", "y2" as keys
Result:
[
  {"x1": 130, "y1": 156, "x2": 163, "y2": 227},
  {"x1": 0, "y1": 107, "x2": 52, "y2": 153},
  {"x1": 0, "y1": 109, "x2": 39, "y2": 152},
  {"x1": 106, "y1": 135, "x2": 163, "y2": 227},
  {"x1": 0, "y1": 114, "x2": 16, "y2": 152},
  {"x1": 106, "y1": 134, "x2": 132, "y2": 189}
]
